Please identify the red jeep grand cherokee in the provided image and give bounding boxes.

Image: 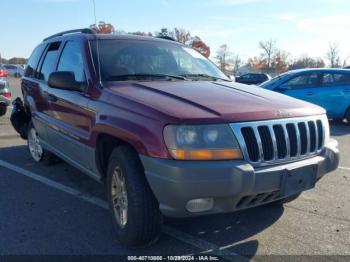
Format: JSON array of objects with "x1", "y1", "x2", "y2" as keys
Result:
[{"x1": 17, "y1": 29, "x2": 339, "y2": 247}]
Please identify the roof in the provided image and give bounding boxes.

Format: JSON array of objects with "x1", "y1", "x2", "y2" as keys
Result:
[
  {"x1": 288, "y1": 68, "x2": 350, "y2": 74},
  {"x1": 43, "y1": 28, "x2": 182, "y2": 45}
]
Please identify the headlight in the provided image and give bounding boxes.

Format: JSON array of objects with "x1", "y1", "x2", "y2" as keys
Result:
[
  {"x1": 322, "y1": 114, "x2": 330, "y2": 145},
  {"x1": 163, "y1": 124, "x2": 242, "y2": 160}
]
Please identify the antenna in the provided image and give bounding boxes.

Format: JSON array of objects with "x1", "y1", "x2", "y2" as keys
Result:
[{"x1": 92, "y1": 0, "x2": 102, "y2": 86}]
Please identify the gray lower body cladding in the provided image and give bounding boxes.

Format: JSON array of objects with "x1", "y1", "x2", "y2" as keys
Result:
[{"x1": 141, "y1": 139, "x2": 339, "y2": 218}]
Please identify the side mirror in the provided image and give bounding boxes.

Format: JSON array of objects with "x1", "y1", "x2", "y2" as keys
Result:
[{"x1": 48, "y1": 71, "x2": 82, "y2": 91}]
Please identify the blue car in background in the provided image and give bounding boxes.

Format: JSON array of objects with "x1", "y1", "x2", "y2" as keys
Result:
[{"x1": 260, "y1": 68, "x2": 350, "y2": 123}]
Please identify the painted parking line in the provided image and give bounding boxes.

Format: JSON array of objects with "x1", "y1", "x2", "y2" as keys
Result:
[
  {"x1": 0, "y1": 159, "x2": 109, "y2": 209},
  {"x1": 0, "y1": 159, "x2": 249, "y2": 262},
  {"x1": 339, "y1": 166, "x2": 350, "y2": 171}
]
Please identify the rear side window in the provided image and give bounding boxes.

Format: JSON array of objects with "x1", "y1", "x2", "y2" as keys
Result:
[
  {"x1": 24, "y1": 44, "x2": 46, "y2": 78},
  {"x1": 5, "y1": 65, "x2": 17, "y2": 70},
  {"x1": 241, "y1": 74, "x2": 251, "y2": 79},
  {"x1": 322, "y1": 73, "x2": 350, "y2": 86},
  {"x1": 282, "y1": 73, "x2": 319, "y2": 89},
  {"x1": 39, "y1": 42, "x2": 61, "y2": 82}
]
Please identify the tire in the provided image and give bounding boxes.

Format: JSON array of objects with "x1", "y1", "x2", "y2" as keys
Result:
[
  {"x1": 27, "y1": 121, "x2": 59, "y2": 165},
  {"x1": 345, "y1": 107, "x2": 350, "y2": 125},
  {"x1": 273, "y1": 192, "x2": 302, "y2": 205},
  {"x1": 106, "y1": 145, "x2": 162, "y2": 247},
  {"x1": 0, "y1": 104, "x2": 6, "y2": 117}
]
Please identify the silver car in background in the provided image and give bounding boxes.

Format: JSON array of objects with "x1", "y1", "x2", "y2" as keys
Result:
[
  {"x1": 3, "y1": 64, "x2": 24, "y2": 78},
  {"x1": 0, "y1": 65, "x2": 11, "y2": 116}
]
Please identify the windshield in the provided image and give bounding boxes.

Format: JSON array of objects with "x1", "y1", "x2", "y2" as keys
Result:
[
  {"x1": 90, "y1": 39, "x2": 229, "y2": 81},
  {"x1": 260, "y1": 72, "x2": 289, "y2": 88}
]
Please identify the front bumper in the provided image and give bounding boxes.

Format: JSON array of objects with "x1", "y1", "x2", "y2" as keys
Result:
[{"x1": 141, "y1": 139, "x2": 339, "y2": 218}]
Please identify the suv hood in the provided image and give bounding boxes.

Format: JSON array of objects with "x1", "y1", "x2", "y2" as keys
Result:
[{"x1": 105, "y1": 81, "x2": 325, "y2": 123}]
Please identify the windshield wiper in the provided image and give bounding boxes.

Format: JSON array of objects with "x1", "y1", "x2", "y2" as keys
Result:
[
  {"x1": 107, "y1": 73, "x2": 188, "y2": 81},
  {"x1": 180, "y1": 73, "x2": 231, "y2": 82}
]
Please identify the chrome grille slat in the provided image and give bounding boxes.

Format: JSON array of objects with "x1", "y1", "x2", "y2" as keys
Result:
[
  {"x1": 305, "y1": 121, "x2": 311, "y2": 154},
  {"x1": 252, "y1": 127, "x2": 264, "y2": 162},
  {"x1": 268, "y1": 125, "x2": 278, "y2": 160},
  {"x1": 230, "y1": 115, "x2": 327, "y2": 167},
  {"x1": 282, "y1": 124, "x2": 291, "y2": 159},
  {"x1": 294, "y1": 122, "x2": 301, "y2": 157},
  {"x1": 314, "y1": 120, "x2": 319, "y2": 150}
]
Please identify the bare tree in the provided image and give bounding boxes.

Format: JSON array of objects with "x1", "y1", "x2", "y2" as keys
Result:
[
  {"x1": 272, "y1": 50, "x2": 289, "y2": 73},
  {"x1": 342, "y1": 55, "x2": 350, "y2": 68},
  {"x1": 173, "y1": 28, "x2": 191, "y2": 44},
  {"x1": 326, "y1": 43, "x2": 341, "y2": 68},
  {"x1": 231, "y1": 54, "x2": 242, "y2": 75},
  {"x1": 259, "y1": 39, "x2": 277, "y2": 71},
  {"x1": 215, "y1": 44, "x2": 233, "y2": 74}
]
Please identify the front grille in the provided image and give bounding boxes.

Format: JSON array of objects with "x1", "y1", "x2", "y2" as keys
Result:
[{"x1": 231, "y1": 116, "x2": 327, "y2": 165}]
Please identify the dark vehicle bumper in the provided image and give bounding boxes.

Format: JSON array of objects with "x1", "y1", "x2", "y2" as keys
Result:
[
  {"x1": 0, "y1": 82, "x2": 11, "y2": 107},
  {"x1": 141, "y1": 139, "x2": 339, "y2": 218},
  {"x1": 0, "y1": 95, "x2": 11, "y2": 106}
]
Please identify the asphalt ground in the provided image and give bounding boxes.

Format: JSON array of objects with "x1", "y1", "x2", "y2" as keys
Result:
[{"x1": 0, "y1": 77, "x2": 349, "y2": 261}]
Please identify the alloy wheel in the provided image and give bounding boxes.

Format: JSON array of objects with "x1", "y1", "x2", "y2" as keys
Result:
[{"x1": 111, "y1": 167, "x2": 128, "y2": 228}]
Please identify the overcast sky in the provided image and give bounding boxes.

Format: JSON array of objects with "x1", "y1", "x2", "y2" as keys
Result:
[{"x1": 2, "y1": 0, "x2": 350, "y2": 63}]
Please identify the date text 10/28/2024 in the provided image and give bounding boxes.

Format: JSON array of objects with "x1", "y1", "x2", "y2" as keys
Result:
[{"x1": 128, "y1": 256, "x2": 220, "y2": 261}]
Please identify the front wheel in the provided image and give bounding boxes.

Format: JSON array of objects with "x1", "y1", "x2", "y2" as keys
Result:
[{"x1": 107, "y1": 145, "x2": 162, "y2": 247}]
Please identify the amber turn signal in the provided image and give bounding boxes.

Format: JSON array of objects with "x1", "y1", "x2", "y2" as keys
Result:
[{"x1": 170, "y1": 148, "x2": 242, "y2": 161}]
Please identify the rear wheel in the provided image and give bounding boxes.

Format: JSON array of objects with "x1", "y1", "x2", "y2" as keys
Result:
[
  {"x1": 106, "y1": 145, "x2": 162, "y2": 247},
  {"x1": 27, "y1": 121, "x2": 59, "y2": 165}
]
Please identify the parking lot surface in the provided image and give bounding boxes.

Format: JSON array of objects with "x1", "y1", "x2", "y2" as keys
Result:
[{"x1": 0, "y1": 77, "x2": 349, "y2": 261}]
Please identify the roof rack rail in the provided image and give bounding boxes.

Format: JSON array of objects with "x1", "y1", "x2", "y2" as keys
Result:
[
  {"x1": 43, "y1": 28, "x2": 95, "y2": 41},
  {"x1": 156, "y1": 36, "x2": 176, "y2": 42}
]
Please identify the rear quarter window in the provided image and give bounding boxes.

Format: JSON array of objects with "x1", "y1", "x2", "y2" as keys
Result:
[
  {"x1": 24, "y1": 44, "x2": 46, "y2": 78},
  {"x1": 38, "y1": 42, "x2": 61, "y2": 82},
  {"x1": 322, "y1": 73, "x2": 350, "y2": 86}
]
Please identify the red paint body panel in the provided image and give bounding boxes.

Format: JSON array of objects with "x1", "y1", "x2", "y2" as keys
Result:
[
  {"x1": 103, "y1": 81, "x2": 325, "y2": 124},
  {"x1": 84, "y1": 80, "x2": 325, "y2": 159},
  {"x1": 22, "y1": 33, "x2": 326, "y2": 162}
]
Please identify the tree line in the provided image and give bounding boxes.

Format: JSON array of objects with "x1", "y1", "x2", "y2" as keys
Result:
[
  {"x1": 216, "y1": 40, "x2": 348, "y2": 76},
  {"x1": 2, "y1": 22, "x2": 348, "y2": 77},
  {"x1": 90, "y1": 22, "x2": 211, "y2": 58},
  {"x1": 90, "y1": 22, "x2": 349, "y2": 76},
  {"x1": 0, "y1": 56, "x2": 28, "y2": 65}
]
